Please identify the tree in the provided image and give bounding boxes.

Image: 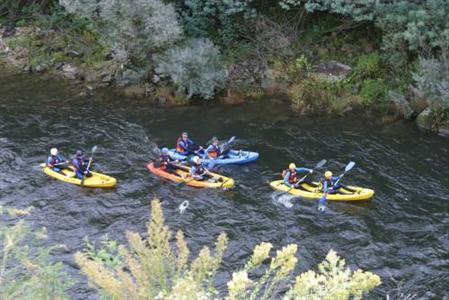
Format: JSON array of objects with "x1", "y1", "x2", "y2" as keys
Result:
[
  {"x1": 76, "y1": 199, "x2": 381, "y2": 299},
  {"x1": 59, "y1": 0, "x2": 182, "y2": 66},
  {"x1": 155, "y1": 38, "x2": 227, "y2": 99}
]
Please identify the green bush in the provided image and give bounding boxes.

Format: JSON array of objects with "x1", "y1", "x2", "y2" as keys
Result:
[
  {"x1": 177, "y1": 0, "x2": 255, "y2": 45},
  {"x1": 360, "y1": 79, "x2": 387, "y2": 105},
  {"x1": 156, "y1": 38, "x2": 227, "y2": 99},
  {"x1": 76, "y1": 199, "x2": 381, "y2": 300},
  {"x1": 59, "y1": 0, "x2": 182, "y2": 66},
  {"x1": 353, "y1": 52, "x2": 381, "y2": 80}
]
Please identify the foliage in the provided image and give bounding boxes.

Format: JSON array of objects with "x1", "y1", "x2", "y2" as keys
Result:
[
  {"x1": 0, "y1": 206, "x2": 72, "y2": 300},
  {"x1": 352, "y1": 53, "x2": 381, "y2": 81},
  {"x1": 76, "y1": 199, "x2": 381, "y2": 299},
  {"x1": 176, "y1": 0, "x2": 255, "y2": 45},
  {"x1": 360, "y1": 79, "x2": 387, "y2": 106},
  {"x1": 59, "y1": 0, "x2": 182, "y2": 66},
  {"x1": 413, "y1": 54, "x2": 449, "y2": 128},
  {"x1": 155, "y1": 38, "x2": 227, "y2": 99}
]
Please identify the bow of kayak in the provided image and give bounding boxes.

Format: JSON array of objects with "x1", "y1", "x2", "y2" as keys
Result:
[
  {"x1": 270, "y1": 180, "x2": 374, "y2": 201},
  {"x1": 40, "y1": 163, "x2": 117, "y2": 188},
  {"x1": 147, "y1": 162, "x2": 234, "y2": 189}
]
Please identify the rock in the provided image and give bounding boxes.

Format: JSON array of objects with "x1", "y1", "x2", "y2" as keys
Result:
[
  {"x1": 438, "y1": 121, "x2": 449, "y2": 137},
  {"x1": 416, "y1": 107, "x2": 433, "y2": 131},
  {"x1": 314, "y1": 61, "x2": 352, "y2": 82},
  {"x1": 123, "y1": 85, "x2": 146, "y2": 98},
  {"x1": 220, "y1": 90, "x2": 245, "y2": 105},
  {"x1": 406, "y1": 86, "x2": 430, "y2": 114},
  {"x1": 386, "y1": 91, "x2": 414, "y2": 119},
  {"x1": 61, "y1": 64, "x2": 79, "y2": 80},
  {"x1": 152, "y1": 74, "x2": 160, "y2": 84},
  {"x1": 34, "y1": 64, "x2": 48, "y2": 73}
]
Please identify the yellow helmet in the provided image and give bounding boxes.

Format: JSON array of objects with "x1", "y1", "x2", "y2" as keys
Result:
[
  {"x1": 289, "y1": 163, "x2": 296, "y2": 170},
  {"x1": 325, "y1": 171, "x2": 333, "y2": 179}
]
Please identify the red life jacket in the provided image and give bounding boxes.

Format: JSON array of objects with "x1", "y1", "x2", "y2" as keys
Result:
[
  {"x1": 176, "y1": 137, "x2": 185, "y2": 153},
  {"x1": 282, "y1": 169, "x2": 298, "y2": 184},
  {"x1": 207, "y1": 145, "x2": 220, "y2": 159}
]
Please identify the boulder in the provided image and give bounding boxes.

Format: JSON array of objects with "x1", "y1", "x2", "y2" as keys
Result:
[
  {"x1": 438, "y1": 121, "x2": 449, "y2": 137},
  {"x1": 61, "y1": 64, "x2": 79, "y2": 80},
  {"x1": 123, "y1": 84, "x2": 147, "y2": 98},
  {"x1": 314, "y1": 61, "x2": 352, "y2": 82},
  {"x1": 415, "y1": 107, "x2": 433, "y2": 131},
  {"x1": 220, "y1": 90, "x2": 245, "y2": 105},
  {"x1": 405, "y1": 86, "x2": 430, "y2": 114},
  {"x1": 386, "y1": 91, "x2": 414, "y2": 119}
]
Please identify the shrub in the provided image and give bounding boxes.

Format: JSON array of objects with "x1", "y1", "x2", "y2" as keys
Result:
[
  {"x1": 177, "y1": 0, "x2": 255, "y2": 45},
  {"x1": 76, "y1": 199, "x2": 381, "y2": 299},
  {"x1": 155, "y1": 38, "x2": 227, "y2": 99},
  {"x1": 353, "y1": 52, "x2": 381, "y2": 80},
  {"x1": 413, "y1": 54, "x2": 449, "y2": 128},
  {"x1": 360, "y1": 79, "x2": 387, "y2": 106},
  {"x1": 0, "y1": 206, "x2": 73, "y2": 299},
  {"x1": 59, "y1": 0, "x2": 182, "y2": 66}
]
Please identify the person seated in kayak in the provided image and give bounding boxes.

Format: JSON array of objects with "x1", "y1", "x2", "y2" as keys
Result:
[
  {"x1": 72, "y1": 150, "x2": 93, "y2": 180},
  {"x1": 158, "y1": 148, "x2": 178, "y2": 173},
  {"x1": 282, "y1": 163, "x2": 315, "y2": 188},
  {"x1": 205, "y1": 137, "x2": 222, "y2": 159},
  {"x1": 176, "y1": 132, "x2": 202, "y2": 155},
  {"x1": 46, "y1": 148, "x2": 67, "y2": 172},
  {"x1": 322, "y1": 171, "x2": 356, "y2": 194},
  {"x1": 190, "y1": 156, "x2": 209, "y2": 181}
]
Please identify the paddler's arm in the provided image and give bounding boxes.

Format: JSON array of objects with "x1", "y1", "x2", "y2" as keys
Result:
[{"x1": 283, "y1": 171, "x2": 293, "y2": 187}]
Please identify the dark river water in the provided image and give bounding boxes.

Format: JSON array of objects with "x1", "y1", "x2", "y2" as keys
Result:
[{"x1": 1, "y1": 70, "x2": 448, "y2": 299}]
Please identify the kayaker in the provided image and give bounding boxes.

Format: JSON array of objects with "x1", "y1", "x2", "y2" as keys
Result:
[
  {"x1": 176, "y1": 132, "x2": 202, "y2": 155},
  {"x1": 282, "y1": 163, "x2": 314, "y2": 188},
  {"x1": 72, "y1": 150, "x2": 92, "y2": 180},
  {"x1": 190, "y1": 156, "x2": 208, "y2": 181},
  {"x1": 158, "y1": 147, "x2": 178, "y2": 173},
  {"x1": 322, "y1": 171, "x2": 356, "y2": 193},
  {"x1": 205, "y1": 137, "x2": 221, "y2": 159},
  {"x1": 46, "y1": 148, "x2": 67, "y2": 172}
]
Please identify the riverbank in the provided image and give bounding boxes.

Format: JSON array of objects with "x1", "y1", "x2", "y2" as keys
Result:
[{"x1": 1, "y1": 4, "x2": 448, "y2": 136}]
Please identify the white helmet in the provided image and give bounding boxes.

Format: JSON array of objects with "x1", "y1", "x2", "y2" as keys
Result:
[
  {"x1": 50, "y1": 148, "x2": 58, "y2": 156},
  {"x1": 192, "y1": 156, "x2": 201, "y2": 164}
]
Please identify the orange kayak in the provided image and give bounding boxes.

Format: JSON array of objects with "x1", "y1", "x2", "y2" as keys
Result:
[{"x1": 146, "y1": 162, "x2": 234, "y2": 189}]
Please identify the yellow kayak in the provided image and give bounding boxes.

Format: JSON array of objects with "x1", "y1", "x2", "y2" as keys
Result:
[
  {"x1": 40, "y1": 163, "x2": 117, "y2": 188},
  {"x1": 270, "y1": 180, "x2": 374, "y2": 201}
]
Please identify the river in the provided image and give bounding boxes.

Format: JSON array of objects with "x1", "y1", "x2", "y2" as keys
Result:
[{"x1": 1, "y1": 70, "x2": 448, "y2": 299}]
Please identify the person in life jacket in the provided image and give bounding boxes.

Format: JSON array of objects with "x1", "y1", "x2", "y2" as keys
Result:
[
  {"x1": 205, "y1": 136, "x2": 221, "y2": 159},
  {"x1": 46, "y1": 148, "x2": 67, "y2": 172},
  {"x1": 282, "y1": 163, "x2": 313, "y2": 188},
  {"x1": 321, "y1": 171, "x2": 356, "y2": 193},
  {"x1": 190, "y1": 156, "x2": 208, "y2": 181},
  {"x1": 72, "y1": 150, "x2": 92, "y2": 180},
  {"x1": 158, "y1": 147, "x2": 178, "y2": 173},
  {"x1": 176, "y1": 132, "x2": 202, "y2": 155}
]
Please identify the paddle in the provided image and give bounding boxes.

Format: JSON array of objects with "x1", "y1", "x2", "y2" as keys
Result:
[
  {"x1": 279, "y1": 159, "x2": 327, "y2": 196},
  {"x1": 86, "y1": 145, "x2": 97, "y2": 172},
  {"x1": 81, "y1": 145, "x2": 97, "y2": 185},
  {"x1": 318, "y1": 161, "x2": 356, "y2": 212},
  {"x1": 219, "y1": 136, "x2": 235, "y2": 156}
]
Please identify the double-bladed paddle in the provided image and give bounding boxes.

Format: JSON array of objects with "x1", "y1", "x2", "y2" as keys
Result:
[
  {"x1": 318, "y1": 161, "x2": 356, "y2": 212},
  {"x1": 279, "y1": 159, "x2": 327, "y2": 196}
]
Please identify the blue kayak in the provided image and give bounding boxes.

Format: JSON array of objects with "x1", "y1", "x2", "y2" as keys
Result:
[{"x1": 167, "y1": 149, "x2": 259, "y2": 165}]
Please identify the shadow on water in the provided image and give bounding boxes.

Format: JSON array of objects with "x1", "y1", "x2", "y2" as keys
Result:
[{"x1": 0, "y1": 70, "x2": 448, "y2": 299}]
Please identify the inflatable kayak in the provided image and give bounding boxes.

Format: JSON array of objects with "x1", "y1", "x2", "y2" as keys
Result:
[
  {"x1": 40, "y1": 163, "x2": 117, "y2": 188},
  {"x1": 167, "y1": 149, "x2": 259, "y2": 165},
  {"x1": 146, "y1": 162, "x2": 234, "y2": 189},
  {"x1": 270, "y1": 180, "x2": 374, "y2": 201}
]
